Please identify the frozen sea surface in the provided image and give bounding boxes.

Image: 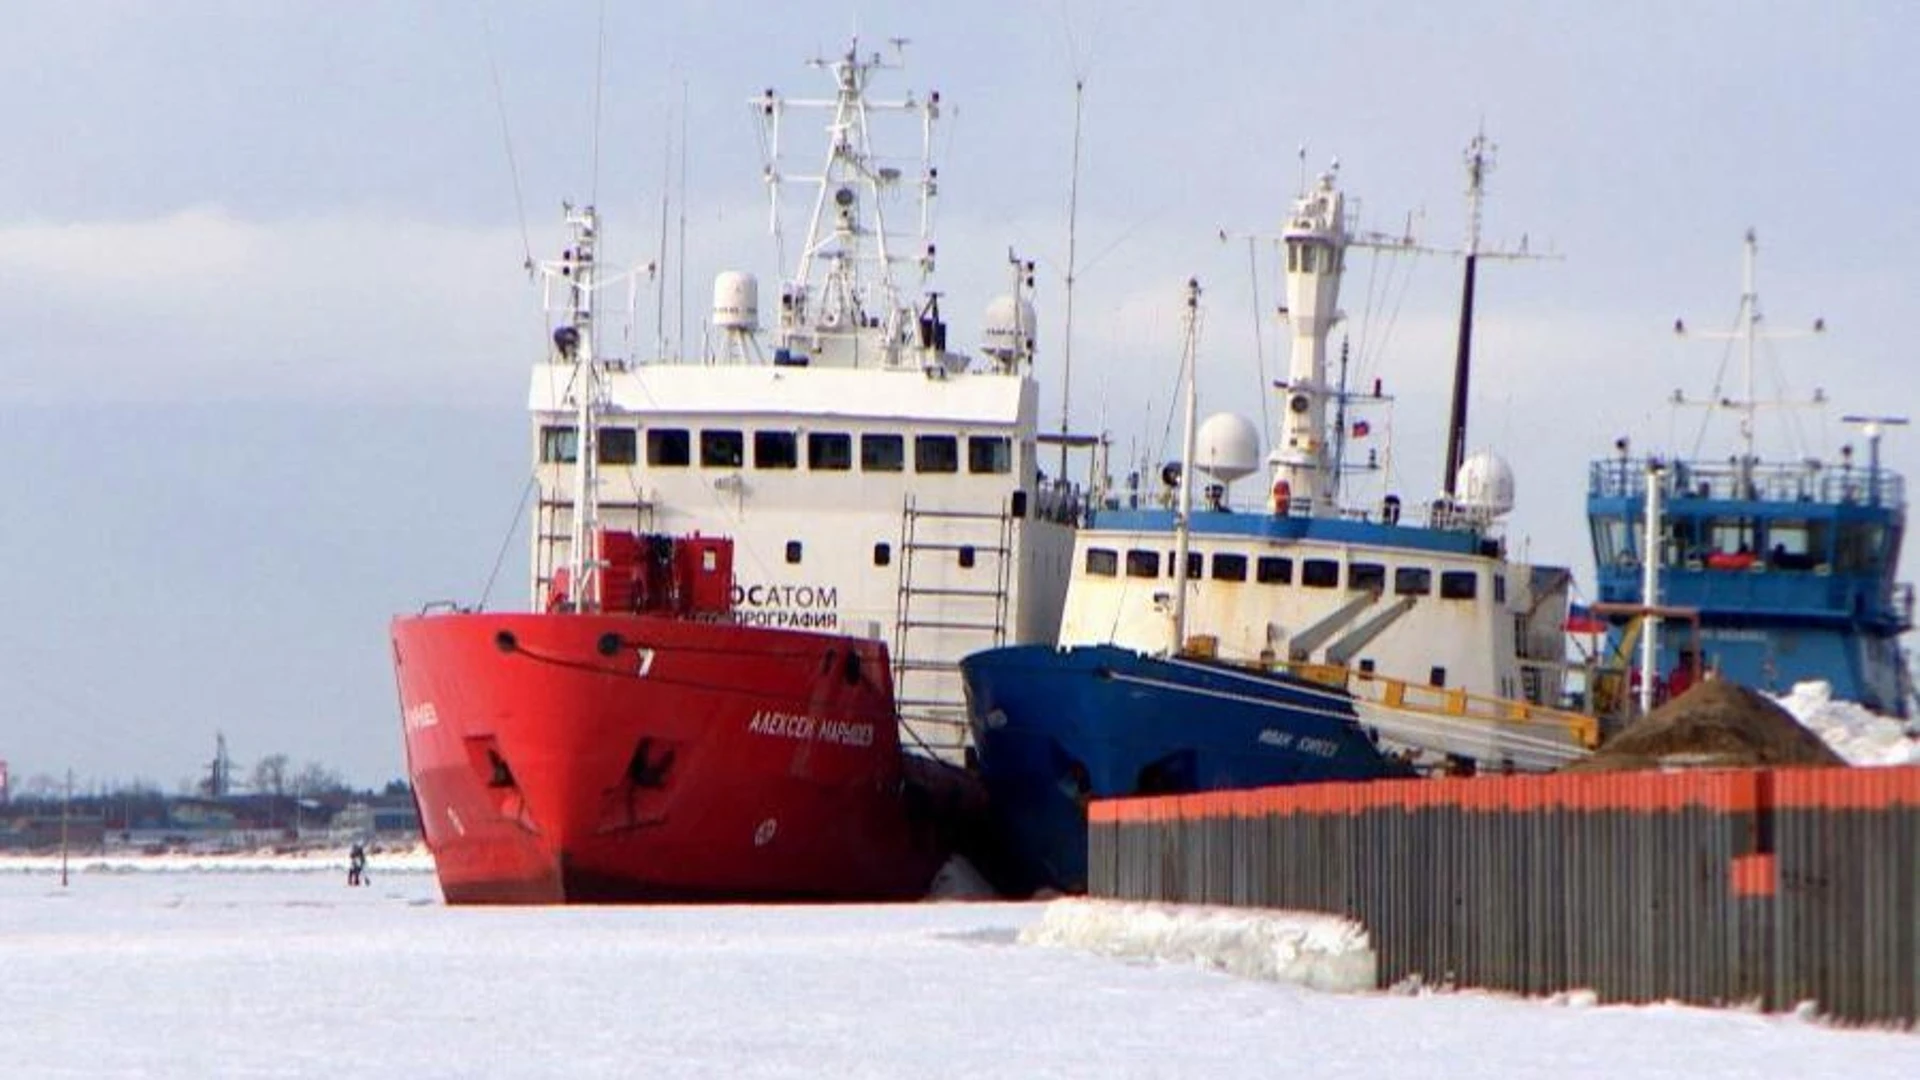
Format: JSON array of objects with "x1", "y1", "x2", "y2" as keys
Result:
[{"x1": 2, "y1": 866, "x2": 1916, "y2": 1079}]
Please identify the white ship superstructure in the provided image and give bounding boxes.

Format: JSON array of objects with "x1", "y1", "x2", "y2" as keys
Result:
[
  {"x1": 1047, "y1": 161, "x2": 1585, "y2": 767},
  {"x1": 527, "y1": 41, "x2": 1077, "y2": 760}
]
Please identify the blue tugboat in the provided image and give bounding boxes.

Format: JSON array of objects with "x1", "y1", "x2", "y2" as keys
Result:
[
  {"x1": 962, "y1": 151, "x2": 1596, "y2": 895},
  {"x1": 1586, "y1": 230, "x2": 1913, "y2": 718}
]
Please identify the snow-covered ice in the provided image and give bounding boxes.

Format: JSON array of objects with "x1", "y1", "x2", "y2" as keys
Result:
[{"x1": 2, "y1": 863, "x2": 1916, "y2": 1079}]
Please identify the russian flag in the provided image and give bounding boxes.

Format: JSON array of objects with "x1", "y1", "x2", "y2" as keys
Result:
[{"x1": 1565, "y1": 603, "x2": 1607, "y2": 635}]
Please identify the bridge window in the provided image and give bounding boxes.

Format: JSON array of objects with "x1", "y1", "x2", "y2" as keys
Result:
[
  {"x1": 700, "y1": 429, "x2": 744, "y2": 467},
  {"x1": 1440, "y1": 571, "x2": 1478, "y2": 600},
  {"x1": 1349, "y1": 562, "x2": 1386, "y2": 592},
  {"x1": 1211, "y1": 553, "x2": 1248, "y2": 581},
  {"x1": 1765, "y1": 519, "x2": 1825, "y2": 570},
  {"x1": 1256, "y1": 556, "x2": 1293, "y2": 584},
  {"x1": 808, "y1": 432, "x2": 852, "y2": 471},
  {"x1": 598, "y1": 427, "x2": 637, "y2": 465},
  {"x1": 1709, "y1": 517, "x2": 1756, "y2": 559},
  {"x1": 861, "y1": 434, "x2": 904, "y2": 472},
  {"x1": 1837, "y1": 522, "x2": 1886, "y2": 573},
  {"x1": 646, "y1": 428, "x2": 690, "y2": 467},
  {"x1": 968, "y1": 435, "x2": 1012, "y2": 474},
  {"x1": 1301, "y1": 559, "x2": 1340, "y2": 588},
  {"x1": 1085, "y1": 548, "x2": 1118, "y2": 576},
  {"x1": 915, "y1": 435, "x2": 959, "y2": 474},
  {"x1": 1394, "y1": 567, "x2": 1432, "y2": 595},
  {"x1": 1163, "y1": 551, "x2": 1202, "y2": 579},
  {"x1": 539, "y1": 425, "x2": 577, "y2": 464},
  {"x1": 1125, "y1": 550, "x2": 1160, "y2": 578},
  {"x1": 754, "y1": 431, "x2": 798, "y2": 469},
  {"x1": 1593, "y1": 515, "x2": 1634, "y2": 568},
  {"x1": 1668, "y1": 516, "x2": 1703, "y2": 567}
]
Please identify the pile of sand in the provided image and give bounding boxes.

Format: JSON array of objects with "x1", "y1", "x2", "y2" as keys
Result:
[{"x1": 1564, "y1": 677, "x2": 1847, "y2": 772}]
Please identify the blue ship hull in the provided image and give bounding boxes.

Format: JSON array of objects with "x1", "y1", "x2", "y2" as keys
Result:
[{"x1": 961, "y1": 644, "x2": 1405, "y2": 895}]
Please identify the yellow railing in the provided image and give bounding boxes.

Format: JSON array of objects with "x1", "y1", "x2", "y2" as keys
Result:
[{"x1": 1270, "y1": 658, "x2": 1600, "y2": 749}]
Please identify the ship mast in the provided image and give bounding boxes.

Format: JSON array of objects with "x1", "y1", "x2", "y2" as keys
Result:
[
  {"x1": 1441, "y1": 129, "x2": 1550, "y2": 498},
  {"x1": 552, "y1": 204, "x2": 604, "y2": 611},
  {"x1": 1172, "y1": 278, "x2": 1202, "y2": 652},
  {"x1": 1271, "y1": 166, "x2": 1349, "y2": 517},
  {"x1": 755, "y1": 38, "x2": 943, "y2": 369},
  {"x1": 1672, "y1": 229, "x2": 1829, "y2": 486}
]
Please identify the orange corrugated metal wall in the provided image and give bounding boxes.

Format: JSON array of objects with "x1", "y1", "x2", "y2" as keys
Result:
[{"x1": 1086, "y1": 767, "x2": 1920, "y2": 1026}]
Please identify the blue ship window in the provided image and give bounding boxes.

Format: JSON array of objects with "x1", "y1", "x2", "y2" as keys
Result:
[
  {"x1": 1256, "y1": 556, "x2": 1293, "y2": 584},
  {"x1": 646, "y1": 428, "x2": 690, "y2": 466},
  {"x1": 968, "y1": 436, "x2": 1012, "y2": 474},
  {"x1": 1085, "y1": 548, "x2": 1118, "y2": 576},
  {"x1": 539, "y1": 424, "x2": 578, "y2": 464},
  {"x1": 1593, "y1": 515, "x2": 1634, "y2": 568},
  {"x1": 1666, "y1": 517, "x2": 1702, "y2": 566},
  {"x1": 861, "y1": 434, "x2": 905, "y2": 472},
  {"x1": 1349, "y1": 562, "x2": 1386, "y2": 592},
  {"x1": 808, "y1": 432, "x2": 853, "y2": 471},
  {"x1": 1493, "y1": 575, "x2": 1507, "y2": 603},
  {"x1": 785, "y1": 541, "x2": 802, "y2": 564},
  {"x1": 1765, "y1": 519, "x2": 1824, "y2": 570},
  {"x1": 1302, "y1": 559, "x2": 1340, "y2": 588},
  {"x1": 1126, "y1": 550, "x2": 1160, "y2": 578},
  {"x1": 598, "y1": 427, "x2": 637, "y2": 465},
  {"x1": 874, "y1": 542, "x2": 891, "y2": 567},
  {"x1": 700, "y1": 429, "x2": 744, "y2": 467},
  {"x1": 959, "y1": 545, "x2": 976, "y2": 569},
  {"x1": 1709, "y1": 517, "x2": 1756, "y2": 559},
  {"x1": 1429, "y1": 666, "x2": 1447, "y2": 687},
  {"x1": 754, "y1": 431, "x2": 798, "y2": 470},
  {"x1": 1440, "y1": 571, "x2": 1477, "y2": 600},
  {"x1": 1394, "y1": 567, "x2": 1432, "y2": 595},
  {"x1": 1838, "y1": 523, "x2": 1885, "y2": 572},
  {"x1": 1211, "y1": 553, "x2": 1248, "y2": 581},
  {"x1": 915, "y1": 435, "x2": 960, "y2": 473}
]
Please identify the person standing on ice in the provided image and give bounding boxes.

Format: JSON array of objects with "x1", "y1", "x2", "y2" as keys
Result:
[{"x1": 348, "y1": 842, "x2": 367, "y2": 887}]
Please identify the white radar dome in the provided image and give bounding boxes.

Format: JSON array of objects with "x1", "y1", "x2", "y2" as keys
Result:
[
  {"x1": 1453, "y1": 450, "x2": 1516, "y2": 518},
  {"x1": 981, "y1": 294, "x2": 1038, "y2": 360},
  {"x1": 1194, "y1": 412, "x2": 1262, "y2": 483},
  {"x1": 712, "y1": 271, "x2": 759, "y2": 331}
]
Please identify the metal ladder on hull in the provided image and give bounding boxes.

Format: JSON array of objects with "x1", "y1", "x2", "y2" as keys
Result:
[
  {"x1": 532, "y1": 494, "x2": 654, "y2": 602},
  {"x1": 892, "y1": 495, "x2": 1015, "y2": 763}
]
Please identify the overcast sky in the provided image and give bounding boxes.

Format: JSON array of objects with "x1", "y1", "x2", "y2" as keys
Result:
[{"x1": 1, "y1": 2, "x2": 1914, "y2": 792}]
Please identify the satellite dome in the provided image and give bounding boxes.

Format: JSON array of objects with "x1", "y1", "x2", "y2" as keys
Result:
[
  {"x1": 1194, "y1": 412, "x2": 1261, "y2": 483},
  {"x1": 1454, "y1": 450, "x2": 1516, "y2": 517},
  {"x1": 981, "y1": 295, "x2": 1038, "y2": 361},
  {"x1": 712, "y1": 271, "x2": 759, "y2": 331}
]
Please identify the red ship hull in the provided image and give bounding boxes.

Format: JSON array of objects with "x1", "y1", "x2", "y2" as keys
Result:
[{"x1": 392, "y1": 612, "x2": 962, "y2": 903}]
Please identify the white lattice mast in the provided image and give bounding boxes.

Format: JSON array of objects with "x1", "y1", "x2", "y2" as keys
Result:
[
  {"x1": 1672, "y1": 228, "x2": 1830, "y2": 487},
  {"x1": 755, "y1": 38, "x2": 940, "y2": 362},
  {"x1": 539, "y1": 203, "x2": 605, "y2": 611}
]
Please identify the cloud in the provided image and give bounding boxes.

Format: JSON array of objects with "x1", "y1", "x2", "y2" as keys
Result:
[{"x1": 0, "y1": 209, "x2": 538, "y2": 405}]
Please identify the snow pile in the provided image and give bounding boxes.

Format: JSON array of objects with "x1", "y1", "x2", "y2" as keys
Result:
[
  {"x1": 1019, "y1": 898, "x2": 1377, "y2": 992},
  {"x1": 1773, "y1": 681, "x2": 1920, "y2": 766}
]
